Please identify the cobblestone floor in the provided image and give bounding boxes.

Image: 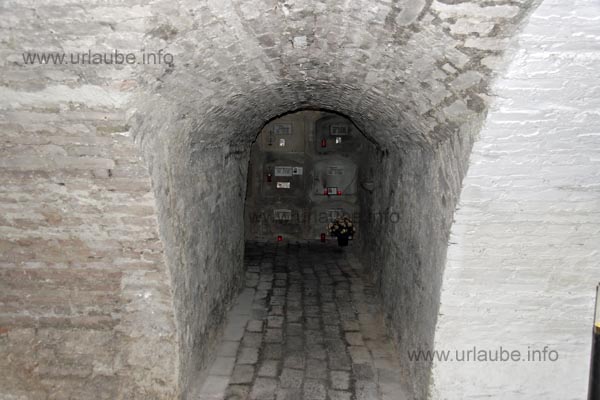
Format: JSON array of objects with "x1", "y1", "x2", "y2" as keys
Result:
[{"x1": 196, "y1": 241, "x2": 403, "y2": 400}]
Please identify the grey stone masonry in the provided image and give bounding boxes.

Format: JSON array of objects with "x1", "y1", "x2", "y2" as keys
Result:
[
  {"x1": 195, "y1": 241, "x2": 403, "y2": 400},
  {"x1": 1, "y1": 0, "x2": 576, "y2": 397},
  {"x1": 431, "y1": 0, "x2": 600, "y2": 398}
]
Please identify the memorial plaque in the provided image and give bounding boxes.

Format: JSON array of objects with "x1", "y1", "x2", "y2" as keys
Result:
[
  {"x1": 262, "y1": 121, "x2": 304, "y2": 152},
  {"x1": 330, "y1": 124, "x2": 350, "y2": 136},
  {"x1": 313, "y1": 159, "x2": 358, "y2": 195},
  {"x1": 327, "y1": 208, "x2": 344, "y2": 220},
  {"x1": 315, "y1": 115, "x2": 362, "y2": 154},
  {"x1": 274, "y1": 209, "x2": 292, "y2": 221},
  {"x1": 262, "y1": 160, "x2": 305, "y2": 198},
  {"x1": 327, "y1": 166, "x2": 344, "y2": 176},
  {"x1": 274, "y1": 123, "x2": 292, "y2": 135},
  {"x1": 275, "y1": 166, "x2": 294, "y2": 177}
]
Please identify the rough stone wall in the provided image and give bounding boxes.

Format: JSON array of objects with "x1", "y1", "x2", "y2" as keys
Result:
[
  {"x1": 134, "y1": 126, "x2": 249, "y2": 398},
  {"x1": 1, "y1": 0, "x2": 545, "y2": 398},
  {"x1": 431, "y1": 0, "x2": 600, "y2": 398},
  {"x1": 0, "y1": 109, "x2": 178, "y2": 398},
  {"x1": 358, "y1": 115, "x2": 483, "y2": 398},
  {"x1": 0, "y1": 2, "x2": 179, "y2": 399}
]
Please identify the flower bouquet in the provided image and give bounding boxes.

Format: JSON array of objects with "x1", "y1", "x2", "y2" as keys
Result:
[{"x1": 327, "y1": 216, "x2": 356, "y2": 247}]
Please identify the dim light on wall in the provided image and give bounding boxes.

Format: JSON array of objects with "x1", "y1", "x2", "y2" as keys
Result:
[
  {"x1": 267, "y1": 172, "x2": 272, "y2": 182},
  {"x1": 277, "y1": 235, "x2": 283, "y2": 242}
]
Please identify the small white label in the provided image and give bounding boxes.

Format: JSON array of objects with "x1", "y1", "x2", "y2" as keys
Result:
[
  {"x1": 279, "y1": 138, "x2": 286, "y2": 147},
  {"x1": 277, "y1": 182, "x2": 291, "y2": 189},
  {"x1": 292, "y1": 167, "x2": 303, "y2": 175},
  {"x1": 275, "y1": 166, "x2": 293, "y2": 176}
]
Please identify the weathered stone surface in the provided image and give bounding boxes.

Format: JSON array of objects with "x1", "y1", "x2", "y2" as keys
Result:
[
  {"x1": 0, "y1": 0, "x2": 577, "y2": 399},
  {"x1": 431, "y1": 0, "x2": 600, "y2": 399},
  {"x1": 0, "y1": 106, "x2": 179, "y2": 398}
]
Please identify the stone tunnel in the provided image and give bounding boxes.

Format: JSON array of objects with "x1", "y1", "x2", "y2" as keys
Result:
[{"x1": 0, "y1": 0, "x2": 599, "y2": 399}]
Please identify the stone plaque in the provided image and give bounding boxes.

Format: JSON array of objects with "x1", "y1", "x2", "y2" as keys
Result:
[
  {"x1": 274, "y1": 123, "x2": 292, "y2": 135},
  {"x1": 313, "y1": 159, "x2": 358, "y2": 195},
  {"x1": 274, "y1": 209, "x2": 292, "y2": 221},
  {"x1": 327, "y1": 208, "x2": 344, "y2": 220},
  {"x1": 275, "y1": 166, "x2": 294, "y2": 176},
  {"x1": 327, "y1": 166, "x2": 344, "y2": 175},
  {"x1": 330, "y1": 124, "x2": 349, "y2": 136}
]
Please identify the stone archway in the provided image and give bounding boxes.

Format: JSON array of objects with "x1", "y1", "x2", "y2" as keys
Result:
[
  {"x1": 130, "y1": 93, "x2": 482, "y2": 398},
  {"x1": 127, "y1": 2, "x2": 544, "y2": 397}
]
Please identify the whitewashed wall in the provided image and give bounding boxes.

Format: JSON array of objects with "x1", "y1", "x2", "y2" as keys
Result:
[{"x1": 431, "y1": 0, "x2": 600, "y2": 398}]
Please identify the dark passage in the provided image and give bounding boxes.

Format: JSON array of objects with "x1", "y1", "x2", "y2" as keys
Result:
[{"x1": 196, "y1": 241, "x2": 402, "y2": 400}]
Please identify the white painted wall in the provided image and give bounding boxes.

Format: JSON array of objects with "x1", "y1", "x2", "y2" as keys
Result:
[{"x1": 431, "y1": 0, "x2": 600, "y2": 398}]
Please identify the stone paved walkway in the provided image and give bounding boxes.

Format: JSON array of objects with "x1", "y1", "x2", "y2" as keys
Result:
[{"x1": 196, "y1": 241, "x2": 402, "y2": 400}]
